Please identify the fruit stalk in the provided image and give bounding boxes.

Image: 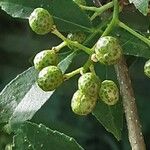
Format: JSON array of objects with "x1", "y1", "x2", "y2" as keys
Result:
[
  {"x1": 114, "y1": 56, "x2": 146, "y2": 150},
  {"x1": 53, "y1": 41, "x2": 67, "y2": 52},
  {"x1": 90, "y1": 2, "x2": 114, "y2": 21},
  {"x1": 101, "y1": 0, "x2": 119, "y2": 37},
  {"x1": 51, "y1": 26, "x2": 93, "y2": 55},
  {"x1": 64, "y1": 68, "x2": 82, "y2": 80}
]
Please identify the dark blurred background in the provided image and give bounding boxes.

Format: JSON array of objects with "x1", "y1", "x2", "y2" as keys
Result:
[{"x1": 1, "y1": 3, "x2": 150, "y2": 150}]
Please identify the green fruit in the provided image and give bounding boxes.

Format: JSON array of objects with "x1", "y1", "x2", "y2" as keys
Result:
[
  {"x1": 67, "y1": 32, "x2": 86, "y2": 44},
  {"x1": 99, "y1": 80, "x2": 119, "y2": 105},
  {"x1": 78, "y1": 72, "x2": 100, "y2": 97},
  {"x1": 94, "y1": 36, "x2": 122, "y2": 65},
  {"x1": 29, "y1": 8, "x2": 54, "y2": 35},
  {"x1": 34, "y1": 50, "x2": 58, "y2": 71},
  {"x1": 71, "y1": 90, "x2": 97, "y2": 115},
  {"x1": 37, "y1": 66, "x2": 63, "y2": 91},
  {"x1": 73, "y1": 0, "x2": 86, "y2": 5},
  {"x1": 144, "y1": 59, "x2": 150, "y2": 78}
]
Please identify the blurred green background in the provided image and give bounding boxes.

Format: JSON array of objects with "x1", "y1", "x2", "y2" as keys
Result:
[{"x1": 1, "y1": 5, "x2": 150, "y2": 150}]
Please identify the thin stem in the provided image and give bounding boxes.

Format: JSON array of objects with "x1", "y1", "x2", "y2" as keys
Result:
[
  {"x1": 84, "y1": 20, "x2": 111, "y2": 44},
  {"x1": 102, "y1": 0, "x2": 119, "y2": 36},
  {"x1": 113, "y1": 0, "x2": 119, "y2": 20},
  {"x1": 90, "y1": 13, "x2": 98, "y2": 21},
  {"x1": 118, "y1": 21, "x2": 150, "y2": 47},
  {"x1": 80, "y1": 2, "x2": 113, "y2": 12},
  {"x1": 51, "y1": 26, "x2": 67, "y2": 41},
  {"x1": 79, "y1": 5, "x2": 99, "y2": 11},
  {"x1": 81, "y1": 57, "x2": 93, "y2": 74},
  {"x1": 114, "y1": 56, "x2": 146, "y2": 150},
  {"x1": 53, "y1": 41, "x2": 67, "y2": 52},
  {"x1": 90, "y1": 2, "x2": 113, "y2": 21},
  {"x1": 64, "y1": 68, "x2": 82, "y2": 80},
  {"x1": 102, "y1": 18, "x2": 116, "y2": 36},
  {"x1": 69, "y1": 41, "x2": 93, "y2": 55},
  {"x1": 51, "y1": 26, "x2": 93, "y2": 55},
  {"x1": 89, "y1": 64, "x2": 96, "y2": 75}
]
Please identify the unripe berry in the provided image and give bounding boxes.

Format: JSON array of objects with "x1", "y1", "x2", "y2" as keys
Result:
[
  {"x1": 34, "y1": 50, "x2": 58, "y2": 71},
  {"x1": 94, "y1": 36, "x2": 122, "y2": 65},
  {"x1": 78, "y1": 72, "x2": 101, "y2": 97},
  {"x1": 71, "y1": 90, "x2": 97, "y2": 115},
  {"x1": 99, "y1": 80, "x2": 119, "y2": 105},
  {"x1": 37, "y1": 66, "x2": 63, "y2": 91},
  {"x1": 29, "y1": 8, "x2": 54, "y2": 35},
  {"x1": 144, "y1": 59, "x2": 150, "y2": 78},
  {"x1": 67, "y1": 32, "x2": 86, "y2": 44},
  {"x1": 73, "y1": 0, "x2": 86, "y2": 5}
]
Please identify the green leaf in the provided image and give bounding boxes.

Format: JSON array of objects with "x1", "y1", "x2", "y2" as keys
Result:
[
  {"x1": 93, "y1": 100, "x2": 123, "y2": 140},
  {"x1": 129, "y1": 0, "x2": 149, "y2": 15},
  {"x1": 120, "y1": 8, "x2": 150, "y2": 32},
  {"x1": 58, "y1": 51, "x2": 77, "y2": 74},
  {"x1": 49, "y1": 0, "x2": 92, "y2": 32},
  {"x1": 0, "y1": 52, "x2": 77, "y2": 125},
  {"x1": 59, "y1": 51, "x2": 73, "y2": 61},
  {"x1": 59, "y1": 51, "x2": 77, "y2": 73},
  {"x1": 0, "y1": 67, "x2": 38, "y2": 123},
  {"x1": 12, "y1": 122, "x2": 84, "y2": 150},
  {"x1": 0, "y1": 0, "x2": 92, "y2": 32},
  {"x1": 113, "y1": 28, "x2": 150, "y2": 58}
]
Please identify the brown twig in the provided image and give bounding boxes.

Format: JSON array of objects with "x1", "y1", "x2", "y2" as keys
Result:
[{"x1": 114, "y1": 56, "x2": 146, "y2": 150}]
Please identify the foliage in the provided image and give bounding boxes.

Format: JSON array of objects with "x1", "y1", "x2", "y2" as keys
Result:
[
  {"x1": 128, "y1": 0, "x2": 149, "y2": 15},
  {"x1": 0, "y1": 0, "x2": 150, "y2": 149}
]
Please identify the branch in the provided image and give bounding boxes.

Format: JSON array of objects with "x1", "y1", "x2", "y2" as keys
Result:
[
  {"x1": 114, "y1": 56, "x2": 146, "y2": 150},
  {"x1": 99, "y1": 1, "x2": 146, "y2": 149}
]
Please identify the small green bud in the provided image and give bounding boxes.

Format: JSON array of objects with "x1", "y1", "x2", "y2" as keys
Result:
[
  {"x1": 99, "y1": 80, "x2": 119, "y2": 105},
  {"x1": 34, "y1": 50, "x2": 58, "y2": 71},
  {"x1": 71, "y1": 90, "x2": 97, "y2": 115},
  {"x1": 78, "y1": 72, "x2": 100, "y2": 97},
  {"x1": 67, "y1": 32, "x2": 86, "y2": 44},
  {"x1": 29, "y1": 8, "x2": 54, "y2": 35},
  {"x1": 37, "y1": 66, "x2": 63, "y2": 91},
  {"x1": 144, "y1": 59, "x2": 150, "y2": 78},
  {"x1": 94, "y1": 36, "x2": 122, "y2": 65}
]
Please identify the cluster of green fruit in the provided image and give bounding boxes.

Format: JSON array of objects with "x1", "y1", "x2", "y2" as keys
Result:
[
  {"x1": 71, "y1": 73, "x2": 119, "y2": 115},
  {"x1": 29, "y1": 7, "x2": 121, "y2": 116}
]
